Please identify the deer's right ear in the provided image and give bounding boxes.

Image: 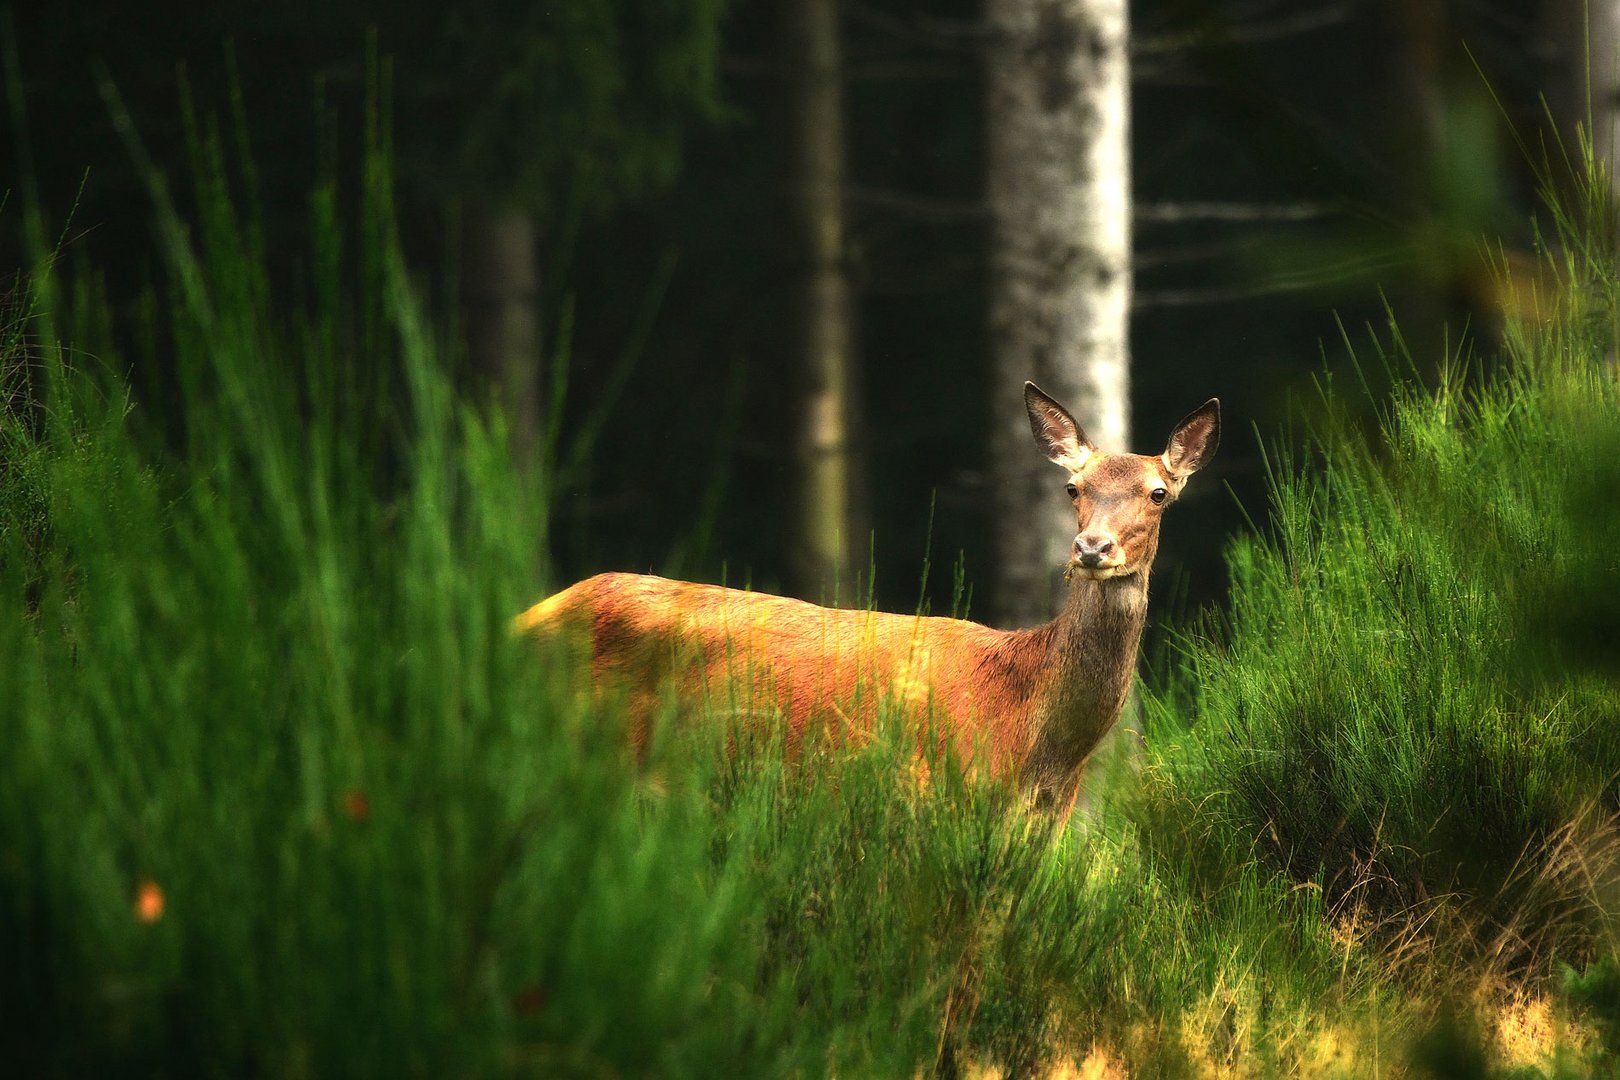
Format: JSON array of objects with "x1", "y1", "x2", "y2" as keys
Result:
[
  {"x1": 1163, "y1": 398, "x2": 1221, "y2": 477},
  {"x1": 1025, "y1": 382, "x2": 1094, "y2": 472}
]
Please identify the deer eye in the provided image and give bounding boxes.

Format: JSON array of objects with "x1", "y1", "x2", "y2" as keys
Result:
[
  {"x1": 1064, "y1": 483, "x2": 1078, "y2": 499},
  {"x1": 1150, "y1": 487, "x2": 1169, "y2": 505}
]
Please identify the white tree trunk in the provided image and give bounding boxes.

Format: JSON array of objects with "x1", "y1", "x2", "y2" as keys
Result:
[{"x1": 985, "y1": 0, "x2": 1132, "y2": 629}]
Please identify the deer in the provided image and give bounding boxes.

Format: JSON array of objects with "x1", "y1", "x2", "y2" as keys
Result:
[{"x1": 516, "y1": 383, "x2": 1219, "y2": 812}]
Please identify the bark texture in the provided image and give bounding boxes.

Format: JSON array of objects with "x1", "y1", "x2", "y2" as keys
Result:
[
  {"x1": 785, "y1": 0, "x2": 865, "y2": 604},
  {"x1": 462, "y1": 205, "x2": 543, "y2": 467},
  {"x1": 985, "y1": 0, "x2": 1132, "y2": 628}
]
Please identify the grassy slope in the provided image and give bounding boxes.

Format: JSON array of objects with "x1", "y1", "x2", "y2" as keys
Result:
[
  {"x1": 5, "y1": 127, "x2": 1620, "y2": 1075},
  {"x1": 1127, "y1": 194, "x2": 1620, "y2": 1069},
  {"x1": 1140, "y1": 353, "x2": 1620, "y2": 951}
]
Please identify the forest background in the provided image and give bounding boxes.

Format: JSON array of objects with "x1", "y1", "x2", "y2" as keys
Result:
[
  {"x1": 9, "y1": 1, "x2": 1620, "y2": 1074},
  {"x1": 8, "y1": 0, "x2": 1593, "y2": 627}
]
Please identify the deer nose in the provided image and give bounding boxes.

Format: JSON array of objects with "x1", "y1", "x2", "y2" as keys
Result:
[{"x1": 1073, "y1": 534, "x2": 1117, "y2": 568}]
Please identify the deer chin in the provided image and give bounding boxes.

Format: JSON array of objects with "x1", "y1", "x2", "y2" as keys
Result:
[{"x1": 1063, "y1": 561, "x2": 1135, "y2": 583}]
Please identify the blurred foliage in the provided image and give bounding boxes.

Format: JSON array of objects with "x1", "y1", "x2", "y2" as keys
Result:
[
  {"x1": 324, "y1": 0, "x2": 730, "y2": 215},
  {"x1": 1561, "y1": 957, "x2": 1620, "y2": 1058},
  {"x1": 11, "y1": 1, "x2": 730, "y2": 218}
]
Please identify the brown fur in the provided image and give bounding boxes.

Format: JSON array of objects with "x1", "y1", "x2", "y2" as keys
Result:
[{"x1": 516, "y1": 386, "x2": 1219, "y2": 812}]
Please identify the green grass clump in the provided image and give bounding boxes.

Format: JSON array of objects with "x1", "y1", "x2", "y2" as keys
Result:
[{"x1": 1137, "y1": 281, "x2": 1620, "y2": 982}]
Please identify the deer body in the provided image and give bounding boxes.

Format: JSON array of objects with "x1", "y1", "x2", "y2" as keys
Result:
[{"x1": 520, "y1": 384, "x2": 1219, "y2": 810}]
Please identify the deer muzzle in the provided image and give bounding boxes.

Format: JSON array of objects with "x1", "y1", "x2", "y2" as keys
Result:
[
  {"x1": 1072, "y1": 533, "x2": 1123, "y2": 573},
  {"x1": 1062, "y1": 534, "x2": 1127, "y2": 582}
]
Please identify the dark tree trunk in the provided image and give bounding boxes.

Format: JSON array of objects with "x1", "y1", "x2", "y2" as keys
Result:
[
  {"x1": 1549, "y1": 0, "x2": 1620, "y2": 204},
  {"x1": 784, "y1": 0, "x2": 866, "y2": 604},
  {"x1": 462, "y1": 204, "x2": 543, "y2": 468},
  {"x1": 1385, "y1": 0, "x2": 1453, "y2": 366}
]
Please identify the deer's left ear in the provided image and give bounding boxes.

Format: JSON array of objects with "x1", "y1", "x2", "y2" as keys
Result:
[
  {"x1": 1163, "y1": 398, "x2": 1220, "y2": 477},
  {"x1": 1025, "y1": 381, "x2": 1095, "y2": 472}
]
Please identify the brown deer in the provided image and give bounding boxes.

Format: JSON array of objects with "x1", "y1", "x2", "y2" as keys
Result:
[{"x1": 517, "y1": 383, "x2": 1219, "y2": 811}]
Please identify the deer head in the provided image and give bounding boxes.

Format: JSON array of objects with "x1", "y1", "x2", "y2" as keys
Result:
[{"x1": 1024, "y1": 382, "x2": 1220, "y2": 582}]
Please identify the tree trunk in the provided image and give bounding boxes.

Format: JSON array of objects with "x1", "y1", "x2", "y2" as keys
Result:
[
  {"x1": 785, "y1": 0, "x2": 866, "y2": 604},
  {"x1": 1381, "y1": 1, "x2": 1451, "y2": 368},
  {"x1": 1582, "y1": 0, "x2": 1620, "y2": 204},
  {"x1": 462, "y1": 204, "x2": 543, "y2": 468},
  {"x1": 985, "y1": 0, "x2": 1132, "y2": 629}
]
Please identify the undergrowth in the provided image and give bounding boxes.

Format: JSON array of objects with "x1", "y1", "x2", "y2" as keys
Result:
[
  {"x1": 5, "y1": 95, "x2": 1620, "y2": 1077},
  {"x1": 1134, "y1": 139, "x2": 1620, "y2": 1071}
]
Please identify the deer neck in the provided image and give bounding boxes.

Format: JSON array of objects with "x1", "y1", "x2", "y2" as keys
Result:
[
  {"x1": 1052, "y1": 571, "x2": 1148, "y2": 711},
  {"x1": 1019, "y1": 571, "x2": 1149, "y2": 795}
]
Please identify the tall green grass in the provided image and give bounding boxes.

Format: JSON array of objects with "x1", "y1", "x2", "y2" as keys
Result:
[
  {"x1": 1136, "y1": 182, "x2": 1620, "y2": 996},
  {"x1": 0, "y1": 104, "x2": 1385, "y2": 1075},
  {"x1": 15, "y1": 92, "x2": 1620, "y2": 1075}
]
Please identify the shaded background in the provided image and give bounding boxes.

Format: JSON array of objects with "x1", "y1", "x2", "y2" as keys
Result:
[{"x1": 1, "y1": 0, "x2": 1586, "y2": 632}]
